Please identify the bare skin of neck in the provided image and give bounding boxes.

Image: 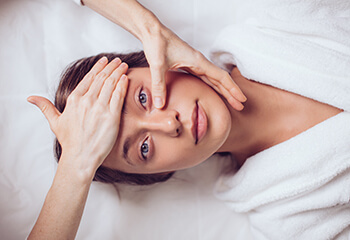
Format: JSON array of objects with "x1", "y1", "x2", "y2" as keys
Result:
[{"x1": 217, "y1": 67, "x2": 342, "y2": 167}]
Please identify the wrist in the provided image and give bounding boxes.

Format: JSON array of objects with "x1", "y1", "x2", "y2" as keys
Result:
[
  {"x1": 135, "y1": 11, "x2": 163, "y2": 41},
  {"x1": 58, "y1": 152, "x2": 98, "y2": 184}
]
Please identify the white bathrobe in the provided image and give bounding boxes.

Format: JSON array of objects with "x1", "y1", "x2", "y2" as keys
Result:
[{"x1": 210, "y1": 0, "x2": 350, "y2": 239}]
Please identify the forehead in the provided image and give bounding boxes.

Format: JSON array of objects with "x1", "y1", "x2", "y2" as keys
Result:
[{"x1": 127, "y1": 67, "x2": 151, "y2": 84}]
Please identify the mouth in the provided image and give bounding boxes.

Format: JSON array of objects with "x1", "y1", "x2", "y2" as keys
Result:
[{"x1": 191, "y1": 101, "x2": 208, "y2": 144}]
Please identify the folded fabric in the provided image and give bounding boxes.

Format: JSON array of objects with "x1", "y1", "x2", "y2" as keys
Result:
[
  {"x1": 215, "y1": 112, "x2": 350, "y2": 239},
  {"x1": 210, "y1": 0, "x2": 350, "y2": 239},
  {"x1": 211, "y1": 0, "x2": 350, "y2": 112},
  {"x1": 71, "y1": 0, "x2": 82, "y2": 6}
]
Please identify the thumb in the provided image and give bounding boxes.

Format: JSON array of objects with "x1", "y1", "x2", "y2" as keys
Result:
[
  {"x1": 27, "y1": 96, "x2": 60, "y2": 129},
  {"x1": 150, "y1": 66, "x2": 167, "y2": 109}
]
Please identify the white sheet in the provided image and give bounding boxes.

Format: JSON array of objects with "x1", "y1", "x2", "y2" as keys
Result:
[{"x1": 0, "y1": 0, "x2": 252, "y2": 239}]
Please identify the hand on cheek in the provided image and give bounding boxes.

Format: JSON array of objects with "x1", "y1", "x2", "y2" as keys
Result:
[{"x1": 142, "y1": 27, "x2": 247, "y2": 111}]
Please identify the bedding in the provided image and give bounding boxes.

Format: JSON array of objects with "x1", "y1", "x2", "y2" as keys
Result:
[
  {"x1": 0, "y1": 0, "x2": 252, "y2": 239},
  {"x1": 211, "y1": 0, "x2": 350, "y2": 239}
]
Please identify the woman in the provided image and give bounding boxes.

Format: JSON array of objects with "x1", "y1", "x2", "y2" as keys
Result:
[
  {"x1": 54, "y1": 51, "x2": 344, "y2": 185},
  {"x1": 27, "y1": 50, "x2": 346, "y2": 239},
  {"x1": 79, "y1": 0, "x2": 246, "y2": 110},
  {"x1": 28, "y1": 0, "x2": 350, "y2": 239}
]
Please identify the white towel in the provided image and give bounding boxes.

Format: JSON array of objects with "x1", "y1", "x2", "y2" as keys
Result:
[
  {"x1": 215, "y1": 112, "x2": 350, "y2": 239},
  {"x1": 210, "y1": 0, "x2": 350, "y2": 112},
  {"x1": 210, "y1": 0, "x2": 350, "y2": 239}
]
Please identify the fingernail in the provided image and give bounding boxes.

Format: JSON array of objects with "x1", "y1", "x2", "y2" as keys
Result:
[
  {"x1": 154, "y1": 97, "x2": 163, "y2": 108},
  {"x1": 27, "y1": 97, "x2": 35, "y2": 104},
  {"x1": 120, "y1": 74, "x2": 127, "y2": 81},
  {"x1": 238, "y1": 102, "x2": 244, "y2": 111},
  {"x1": 112, "y1": 57, "x2": 121, "y2": 64},
  {"x1": 230, "y1": 88, "x2": 247, "y2": 102},
  {"x1": 99, "y1": 56, "x2": 107, "y2": 64},
  {"x1": 120, "y1": 62, "x2": 128, "y2": 69}
]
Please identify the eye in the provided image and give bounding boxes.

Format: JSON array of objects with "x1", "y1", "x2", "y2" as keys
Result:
[
  {"x1": 140, "y1": 138, "x2": 149, "y2": 160},
  {"x1": 139, "y1": 89, "x2": 147, "y2": 107}
]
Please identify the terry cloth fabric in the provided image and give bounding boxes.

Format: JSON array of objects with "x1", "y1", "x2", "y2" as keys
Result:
[
  {"x1": 214, "y1": 112, "x2": 350, "y2": 240},
  {"x1": 210, "y1": 0, "x2": 350, "y2": 112},
  {"x1": 211, "y1": 0, "x2": 350, "y2": 239}
]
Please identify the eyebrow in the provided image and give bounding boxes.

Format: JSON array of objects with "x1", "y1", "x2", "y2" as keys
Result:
[
  {"x1": 120, "y1": 96, "x2": 135, "y2": 166},
  {"x1": 121, "y1": 99, "x2": 128, "y2": 115},
  {"x1": 123, "y1": 136, "x2": 135, "y2": 166}
]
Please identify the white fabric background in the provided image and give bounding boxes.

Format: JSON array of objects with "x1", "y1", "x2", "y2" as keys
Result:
[{"x1": 0, "y1": 0, "x2": 252, "y2": 239}]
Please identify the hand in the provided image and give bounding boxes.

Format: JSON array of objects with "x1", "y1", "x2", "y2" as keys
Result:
[
  {"x1": 142, "y1": 26, "x2": 247, "y2": 110},
  {"x1": 27, "y1": 57, "x2": 129, "y2": 177}
]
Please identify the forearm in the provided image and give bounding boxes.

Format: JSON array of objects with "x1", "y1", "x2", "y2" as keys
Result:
[
  {"x1": 28, "y1": 154, "x2": 95, "y2": 240},
  {"x1": 82, "y1": 0, "x2": 162, "y2": 40}
]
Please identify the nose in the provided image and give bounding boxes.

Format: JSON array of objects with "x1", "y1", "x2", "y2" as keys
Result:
[{"x1": 140, "y1": 109, "x2": 182, "y2": 137}]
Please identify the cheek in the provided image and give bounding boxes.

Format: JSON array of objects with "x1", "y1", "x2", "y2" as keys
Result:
[{"x1": 151, "y1": 137, "x2": 215, "y2": 172}]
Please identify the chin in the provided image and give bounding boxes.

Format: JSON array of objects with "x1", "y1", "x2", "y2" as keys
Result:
[
  {"x1": 207, "y1": 105, "x2": 232, "y2": 156},
  {"x1": 212, "y1": 121, "x2": 231, "y2": 154}
]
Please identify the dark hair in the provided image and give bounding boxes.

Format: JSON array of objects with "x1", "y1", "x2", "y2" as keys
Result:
[{"x1": 54, "y1": 51, "x2": 174, "y2": 185}]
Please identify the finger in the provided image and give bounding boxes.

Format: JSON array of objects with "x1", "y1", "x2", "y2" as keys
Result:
[
  {"x1": 211, "y1": 68, "x2": 246, "y2": 103},
  {"x1": 227, "y1": 96, "x2": 245, "y2": 111},
  {"x1": 27, "y1": 96, "x2": 60, "y2": 129},
  {"x1": 86, "y1": 57, "x2": 122, "y2": 99},
  {"x1": 210, "y1": 77, "x2": 244, "y2": 111},
  {"x1": 224, "y1": 73, "x2": 247, "y2": 103},
  {"x1": 219, "y1": 85, "x2": 245, "y2": 111},
  {"x1": 110, "y1": 74, "x2": 129, "y2": 115},
  {"x1": 206, "y1": 79, "x2": 243, "y2": 111},
  {"x1": 73, "y1": 56, "x2": 108, "y2": 96},
  {"x1": 197, "y1": 57, "x2": 247, "y2": 103},
  {"x1": 99, "y1": 62, "x2": 128, "y2": 104},
  {"x1": 150, "y1": 65, "x2": 167, "y2": 109}
]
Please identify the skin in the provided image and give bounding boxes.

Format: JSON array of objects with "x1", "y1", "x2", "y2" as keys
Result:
[
  {"x1": 83, "y1": 0, "x2": 247, "y2": 109},
  {"x1": 103, "y1": 68, "x2": 232, "y2": 174},
  {"x1": 104, "y1": 67, "x2": 343, "y2": 174},
  {"x1": 27, "y1": 57, "x2": 129, "y2": 239},
  {"x1": 27, "y1": 58, "x2": 343, "y2": 239}
]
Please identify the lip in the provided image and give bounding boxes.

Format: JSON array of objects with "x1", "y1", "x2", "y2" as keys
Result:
[
  {"x1": 191, "y1": 101, "x2": 208, "y2": 144},
  {"x1": 191, "y1": 103, "x2": 198, "y2": 144}
]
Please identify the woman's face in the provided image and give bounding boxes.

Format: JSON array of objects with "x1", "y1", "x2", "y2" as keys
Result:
[{"x1": 103, "y1": 68, "x2": 231, "y2": 174}]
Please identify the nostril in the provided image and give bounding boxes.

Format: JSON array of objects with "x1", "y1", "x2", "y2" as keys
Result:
[
  {"x1": 176, "y1": 128, "x2": 179, "y2": 134},
  {"x1": 175, "y1": 115, "x2": 179, "y2": 121}
]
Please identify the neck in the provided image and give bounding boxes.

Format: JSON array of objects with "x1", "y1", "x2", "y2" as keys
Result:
[{"x1": 217, "y1": 68, "x2": 290, "y2": 166}]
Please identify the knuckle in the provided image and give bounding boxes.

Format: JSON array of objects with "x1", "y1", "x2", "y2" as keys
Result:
[
  {"x1": 208, "y1": 77, "x2": 220, "y2": 86},
  {"x1": 96, "y1": 101, "x2": 105, "y2": 111},
  {"x1": 97, "y1": 72, "x2": 107, "y2": 80},
  {"x1": 105, "y1": 77, "x2": 115, "y2": 86},
  {"x1": 117, "y1": 86, "x2": 125, "y2": 96},
  {"x1": 114, "y1": 93, "x2": 122, "y2": 102},
  {"x1": 86, "y1": 72, "x2": 95, "y2": 80},
  {"x1": 41, "y1": 104, "x2": 49, "y2": 114},
  {"x1": 115, "y1": 88, "x2": 126, "y2": 100},
  {"x1": 223, "y1": 71, "x2": 231, "y2": 80},
  {"x1": 152, "y1": 83, "x2": 165, "y2": 92},
  {"x1": 151, "y1": 61, "x2": 166, "y2": 71},
  {"x1": 81, "y1": 96, "x2": 92, "y2": 106},
  {"x1": 193, "y1": 51, "x2": 205, "y2": 62},
  {"x1": 219, "y1": 72, "x2": 230, "y2": 83},
  {"x1": 67, "y1": 93, "x2": 78, "y2": 104}
]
